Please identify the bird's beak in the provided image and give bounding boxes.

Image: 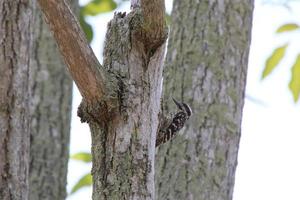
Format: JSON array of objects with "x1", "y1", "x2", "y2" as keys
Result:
[{"x1": 172, "y1": 98, "x2": 181, "y2": 108}]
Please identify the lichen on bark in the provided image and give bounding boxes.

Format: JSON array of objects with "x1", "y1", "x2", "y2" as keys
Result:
[
  {"x1": 88, "y1": 10, "x2": 167, "y2": 199},
  {"x1": 155, "y1": 0, "x2": 254, "y2": 199}
]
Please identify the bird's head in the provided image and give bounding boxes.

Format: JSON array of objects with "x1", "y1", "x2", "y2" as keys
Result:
[{"x1": 172, "y1": 98, "x2": 192, "y2": 117}]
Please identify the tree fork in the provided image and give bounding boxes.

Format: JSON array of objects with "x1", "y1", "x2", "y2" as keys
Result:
[{"x1": 37, "y1": 0, "x2": 167, "y2": 198}]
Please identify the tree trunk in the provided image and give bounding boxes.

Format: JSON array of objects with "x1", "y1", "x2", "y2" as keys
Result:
[
  {"x1": 28, "y1": 0, "x2": 76, "y2": 199},
  {"x1": 36, "y1": 0, "x2": 167, "y2": 198},
  {"x1": 0, "y1": 1, "x2": 33, "y2": 199},
  {"x1": 155, "y1": 1, "x2": 254, "y2": 200},
  {"x1": 82, "y1": 10, "x2": 167, "y2": 199}
]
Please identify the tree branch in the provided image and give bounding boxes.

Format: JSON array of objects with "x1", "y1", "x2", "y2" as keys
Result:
[
  {"x1": 131, "y1": 0, "x2": 167, "y2": 53},
  {"x1": 37, "y1": 0, "x2": 107, "y2": 103}
]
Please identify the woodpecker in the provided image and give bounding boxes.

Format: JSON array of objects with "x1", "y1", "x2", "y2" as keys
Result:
[{"x1": 156, "y1": 98, "x2": 192, "y2": 147}]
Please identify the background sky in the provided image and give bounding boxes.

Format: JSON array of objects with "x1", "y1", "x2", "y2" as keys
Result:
[{"x1": 67, "y1": 0, "x2": 300, "y2": 199}]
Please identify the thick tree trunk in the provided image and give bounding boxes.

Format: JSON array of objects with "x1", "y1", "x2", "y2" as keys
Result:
[
  {"x1": 0, "y1": 1, "x2": 33, "y2": 199},
  {"x1": 28, "y1": 1, "x2": 76, "y2": 199},
  {"x1": 155, "y1": 1, "x2": 254, "y2": 200},
  {"x1": 83, "y1": 10, "x2": 167, "y2": 199}
]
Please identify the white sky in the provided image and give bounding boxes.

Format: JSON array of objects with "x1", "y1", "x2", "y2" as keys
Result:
[{"x1": 67, "y1": 1, "x2": 300, "y2": 199}]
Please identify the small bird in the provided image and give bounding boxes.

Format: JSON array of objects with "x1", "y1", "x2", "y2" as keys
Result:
[{"x1": 156, "y1": 98, "x2": 192, "y2": 147}]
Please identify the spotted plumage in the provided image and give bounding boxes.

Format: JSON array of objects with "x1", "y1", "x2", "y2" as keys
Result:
[{"x1": 156, "y1": 98, "x2": 192, "y2": 147}]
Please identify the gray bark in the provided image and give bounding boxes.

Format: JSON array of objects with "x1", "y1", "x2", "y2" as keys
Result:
[
  {"x1": 78, "y1": 10, "x2": 167, "y2": 199},
  {"x1": 155, "y1": 1, "x2": 254, "y2": 200},
  {"x1": 0, "y1": 1, "x2": 33, "y2": 199},
  {"x1": 28, "y1": 0, "x2": 76, "y2": 199}
]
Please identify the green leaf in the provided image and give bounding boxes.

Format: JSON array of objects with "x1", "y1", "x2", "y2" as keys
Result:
[
  {"x1": 262, "y1": 44, "x2": 288, "y2": 79},
  {"x1": 82, "y1": 0, "x2": 117, "y2": 16},
  {"x1": 289, "y1": 54, "x2": 300, "y2": 102},
  {"x1": 276, "y1": 23, "x2": 300, "y2": 33},
  {"x1": 71, "y1": 152, "x2": 92, "y2": 163},
  {"x1": 71, "y1": 173, "x2": 92, "y2": 194},
  {"x1": 79, "y1": 13, "x2": 93, "y2": 43}
]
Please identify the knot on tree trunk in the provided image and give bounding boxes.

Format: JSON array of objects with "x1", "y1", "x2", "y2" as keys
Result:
[
  {"x1": 77, "y1": 73, "x2": 127, "y2": 126},
  {"x1": 77, "y1": 99, "x2": 117, "y2": 126}
]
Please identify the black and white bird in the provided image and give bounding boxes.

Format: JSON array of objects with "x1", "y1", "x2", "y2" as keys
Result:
[{"x1": 156, "y1": 98, "x2": 192, "y2": 147}]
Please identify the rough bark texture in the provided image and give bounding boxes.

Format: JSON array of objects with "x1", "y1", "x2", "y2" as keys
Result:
[
  {"x1": 0, "y1": 1, "x2": 32, "y2": 199},
  {"x1": 155, "y1": 1, "x2": 254, "y2": 200},
  {"x1": 28, "y1": 1, "x2": 76, "y2": 199},
  {"x1": 88, "y1": 9, "x2": 167, "y2": 200},
  {"x1": 37, "y1": 0, "x2": 167, "y2": 198}
]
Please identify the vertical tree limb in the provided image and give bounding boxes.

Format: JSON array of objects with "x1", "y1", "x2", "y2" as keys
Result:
[
  {"x1": 90, "y1": 3, "x2": 168, "y2": 197},
  {"x1": 131, "y1": 0, "x2": 167, "y2": 52},
  {"x1": 38, "y1": 0, "x2": 168, "y2": 198},
  {"x1": 155, "y1": 0, "x2": 254, "y2": 199},
  {"x1": 28, "y1": 0, "x2": 76, "y2": 199},
  {"x1": 0, "y1": 1, "x2": 32, "y2": 199}
]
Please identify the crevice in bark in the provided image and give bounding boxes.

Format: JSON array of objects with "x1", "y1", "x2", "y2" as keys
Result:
[
  {"x1": 155, "y1": 0, "x2": 254, "y2": 199},
  {"x1": 37, "y1": 0, "x2": 168, "y2": 198},
  {"x1": 0, "y1": 1, "x2": 32, "y2": 199},
  {"x1": 86, "y1": 8, "x2": 167, "y2": 199},
  {"x1": 28, "y1": 1, "x2": 76, "y2": 199}
]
